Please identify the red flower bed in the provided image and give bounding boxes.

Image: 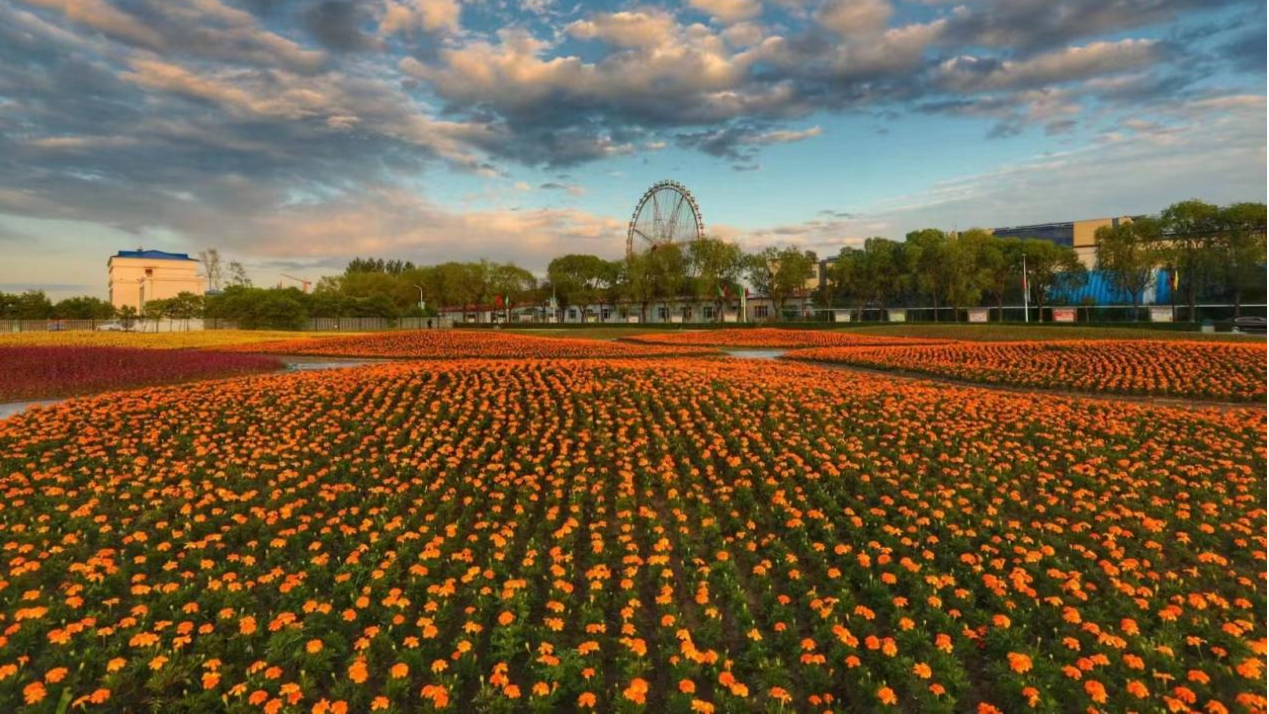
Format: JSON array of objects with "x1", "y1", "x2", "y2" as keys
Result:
[{"x1": 0, "y1": 346, "x2": 283, "y2": 402}]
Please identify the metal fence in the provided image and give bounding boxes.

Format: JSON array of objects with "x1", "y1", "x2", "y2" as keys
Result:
[
  {"x1": 818, "y1": 304, "x2": 1267, "y2": 324},
  {"x1": 1, "y1": 317, "x2": 453, "y2": 333}
]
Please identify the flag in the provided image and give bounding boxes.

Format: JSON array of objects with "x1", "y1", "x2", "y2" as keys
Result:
[
  {"x1": 494, "y1": 295, "x2": 504, "y2": 309},
  {"x1": 1171, "y1": 269, "x2": 1179, "y2": 290},
  {"x1": 717, "y1": 284, "x2": 726, "y2": 298}
]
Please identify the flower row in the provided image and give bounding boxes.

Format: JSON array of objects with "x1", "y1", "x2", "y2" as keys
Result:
[{"x1": 786, "y1": 340, "x2": 1268, "y2": 401}]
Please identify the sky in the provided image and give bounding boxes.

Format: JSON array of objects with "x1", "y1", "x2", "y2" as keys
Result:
[{"x1": 0, "y1": 0, "x2": 1265, "y2": 298}]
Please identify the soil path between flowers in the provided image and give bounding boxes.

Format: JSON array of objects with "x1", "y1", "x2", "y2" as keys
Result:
[{"x1": 785, "y1": 358, "x2": 1267, "y2": 412}]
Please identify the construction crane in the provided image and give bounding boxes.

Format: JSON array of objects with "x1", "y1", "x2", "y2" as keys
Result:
[{"x1": 279, "y1": 273, "x2": 313, "y2": 293}]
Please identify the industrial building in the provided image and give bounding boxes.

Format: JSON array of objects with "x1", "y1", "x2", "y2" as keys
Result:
[{"x1": 989, "y1": 216, "x2": 1134, "y2": 268}]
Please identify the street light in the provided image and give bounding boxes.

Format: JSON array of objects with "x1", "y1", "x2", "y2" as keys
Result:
[{"x1": 412, "y1": 284, "x2": 425, "y2": 314}]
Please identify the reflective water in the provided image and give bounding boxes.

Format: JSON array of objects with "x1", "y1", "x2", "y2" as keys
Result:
[{"x1": 722, "y1": 349, "x2": 787, "y2": 360}]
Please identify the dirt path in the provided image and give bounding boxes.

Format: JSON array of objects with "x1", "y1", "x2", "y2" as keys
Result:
[{"x1": 784, "y1": 358, "x2": 1266, "y2": 412}]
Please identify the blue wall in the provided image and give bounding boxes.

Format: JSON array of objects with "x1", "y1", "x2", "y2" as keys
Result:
[{"x1": 1051, "y1": 269, "x2": 1173, "y2": 305}]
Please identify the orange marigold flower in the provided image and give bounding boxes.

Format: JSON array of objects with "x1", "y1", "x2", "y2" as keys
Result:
[
  {"x1": 877, "y1": 686, "x2": 897, "y2": 706},
  {"x1": 1007, "y1": 652, "x2": 1032, "y2": 674},
  {"x1": 348, "y1": 657, "x2": 369, "y2": 684}
]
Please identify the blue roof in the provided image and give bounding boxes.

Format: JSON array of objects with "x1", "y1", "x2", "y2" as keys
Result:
[{"x1": 113, "y1": 249, "x2": 197, "y2": 261}]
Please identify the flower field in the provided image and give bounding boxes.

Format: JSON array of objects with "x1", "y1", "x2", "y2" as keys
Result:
[
  {"x1": 622, "y1": 328, "x2": 945, "y2": 349},
  {"x1": 0, "y1": 330, "x2": 352, "y2": 351},
  {"x1": 229, "y1": 330, "x2": 718, "y2": 359},
  {"x1": 786, "y1": 340, "x2": 1268, "y2": 402},
  {"x1": 0, "y1": 346, "x2": 282, "y2": 401},
  {"x1": 0, "y1": 358, "x2": 1263, "y2": 713}
]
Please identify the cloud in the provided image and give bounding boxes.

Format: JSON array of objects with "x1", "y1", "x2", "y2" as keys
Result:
[
  {"x1": 689, "y1": 0, "x2": 763, "y2": 25},
  {"x1": 303, "y1": 0, "x2": 376, "y2": 52},
  {"x1": 380, "y1": 0, "x2": 462, "y2": 35},
  {"x1": 935, "y1": 39, "x2": 1159, "y2": 92},
  {"x1": 676, "y1": 123, "x2": 822, "y2": 160},
  {"x1": 816, "y1": 0, "x2": 892, "y2": 37}
]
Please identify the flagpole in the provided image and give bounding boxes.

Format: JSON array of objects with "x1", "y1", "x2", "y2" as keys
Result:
[{"x1": 1022, "y1": 253, "x2": 1029, "y2": 323}]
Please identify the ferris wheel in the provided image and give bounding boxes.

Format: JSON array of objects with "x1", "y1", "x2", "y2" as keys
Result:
[{"x1": 626, "y1": 180, "x2": 705, "y2": 255}]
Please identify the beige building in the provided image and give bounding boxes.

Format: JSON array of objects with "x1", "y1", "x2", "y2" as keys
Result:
[{"x1": 108, "y1": 249, "x2": 206, "y2": 312}]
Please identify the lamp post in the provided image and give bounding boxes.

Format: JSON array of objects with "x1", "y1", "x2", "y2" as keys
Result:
[{"x1": 412, "y1": 285, "x2": 425, "y2": 314}]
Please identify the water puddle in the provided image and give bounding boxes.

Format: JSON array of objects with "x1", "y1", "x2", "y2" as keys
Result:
[
  {"x1": 0, "y1": 399, "x2": 63, "y2": 421},
  {"x1": 722, "y1": 349, "x2": 788, "y2": 360},
  {"x1": 281, "y1": 357, "x2": 385, "y2": 371}
]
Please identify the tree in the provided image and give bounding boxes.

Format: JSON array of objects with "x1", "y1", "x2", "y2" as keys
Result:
[
  {"x1": 1160, "y1": 200, "x2": 1221, "y2": 320},
  {"x1": 1216, "y1": 202, "x2": 1267, "y2": 317},
  {"x1": 547, "y1": 254, "x2": 608, "y2": 315},
  {"x1": 1020, "y1": 239, "x2": 1086, "y2": 320},
  {"x1": 744, "y1": 246, "x2": 815, "y2": 321},
  {"x1": 251, "y1": 291, "x2": 307, "y2": 330},
  {"x1": 52, "y1": 295, "x2": 115, "y2": 320},
  {"x1": 1096, "y1": 218, "x2": 1162, "y2": 319},
  {"x1": 980, "y1": 236, "x2": 1025, "y2": 321},
  {"x1": 167, "y1": 291, "x2": 206, "y2": 330},
  {"x1": 227, "y1": 261, "x2": 252, "y2": 287},
  {"x1": 944, "y1": 230, "x2": 992, "y2": 320},
  {"x1": 3, "y1": 290, "x2": 55, "y2": 320},
  {"x1": 687, "y1": 238, "x2": 744, "y2": 321},
  {"x1": 903, "y1": 229, "x2": 949, "y2": 320},
  {"x1": 620, "y1": 252, "x2": 655, "y2": 322},
  {"x1": 647, "y1": 243, "x2": 688, "y2": 320},
  {"x1": 199, "y1": 249, "x2": 224, "y2": 291},
  {"x1": 489, "y1": 262, "x2": 537, "y2": 320},
  {"x1": 116, "y1": 304, "x2": 138, "y2": 329}
]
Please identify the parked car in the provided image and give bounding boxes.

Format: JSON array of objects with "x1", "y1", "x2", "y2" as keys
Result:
[
  {"x1": 96, "y1": 322, "x2": 128, "y2": 332},
  {"x1": 1232, "y1": 316, "x2": 1266, "y2": 334}
]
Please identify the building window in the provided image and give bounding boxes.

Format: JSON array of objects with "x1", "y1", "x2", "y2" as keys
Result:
[
  {"x1": 682, "y1": 306, "x2": 692, "y2": 321},
  {"x1": 657, "y1": 306, "x2": 668, "y2": 321},
  {"x1": 753, "y1": 305, "x2": 769, "y2": 318},
  {"x1": 703, "y1": 306, "x2": 714, "y2": 319}
]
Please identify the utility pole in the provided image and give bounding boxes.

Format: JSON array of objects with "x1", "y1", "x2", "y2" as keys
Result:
[{"x1": 413, "y1": 284, "x2": 425, "y2": 313}]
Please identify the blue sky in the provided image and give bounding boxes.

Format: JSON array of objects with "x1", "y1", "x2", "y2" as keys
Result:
[{"x1": 0, "y1": 0, "x2": 1264, "y2": 298}]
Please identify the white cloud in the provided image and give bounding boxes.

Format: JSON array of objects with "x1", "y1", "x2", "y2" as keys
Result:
[{"x1": 380, "y1": 0, "x2": 462, "y2": 36}]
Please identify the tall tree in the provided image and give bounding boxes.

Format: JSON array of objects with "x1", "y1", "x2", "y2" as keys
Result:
[
  {"x1": 199, "y1": 249, "x2": 224, "y2": 291},
  {"x1": 1160, "y1": 200, "x2": 1221, "y2": 320},
  {"x1": 547, "y1": 254, "x2": 608, "y2": 314},
  {"x1": 52, "y1": 295, "x2": 115, "y2": 320},
  {"x1": 1217, "y1": 202, "x2": 1267, "y2": 317},
  {"x1": 944, "y1": 229, "x2": 992, "y2": 320},
  {"x1": 903, "y1": 229, "x2": 949, "y2": 321},
  {"x1": 227, "y1": 261, "x2": 252, "y2": 287},
  {"x1": 647, "y1": 243, "x2": 688, "y2": 320},
  {"x1": 979, "y1": 236, "x2": 1025, "y2": 321},
  {"x1": 744, "y1": 246, "x2": 815, "y2": 321},
  {"x1": 1095, "y1": 218, "x2": 1163, "y2": 319},
  {"x1": 687, "y1": 238, "x2": 744, "y2": 321}
]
